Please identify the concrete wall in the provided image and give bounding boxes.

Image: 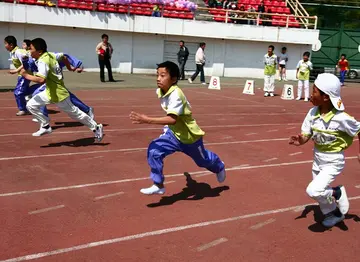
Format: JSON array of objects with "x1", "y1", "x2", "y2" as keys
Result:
[{"x1": 0, "y1": 2, "x2": 319, "y2": 79}]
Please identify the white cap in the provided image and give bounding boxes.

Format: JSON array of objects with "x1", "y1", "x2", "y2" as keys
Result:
[{"x1": 314, "y1": 73, "x2": 344, "y2": 111}]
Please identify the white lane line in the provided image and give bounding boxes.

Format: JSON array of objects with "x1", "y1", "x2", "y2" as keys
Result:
[
  {"x1": 28, "y1": 205, "x2": 65, "y2": 215},
  {"x1": 0, "y1": 123, "x2": 300, "y2": 138},
  {"x1": 355, "y1": 185, "x2": 360, "y2": 189},
  {"x1": 94, "y1": 192, "x2": 124, "y2": 201},
  {"x1": 196, "y1": 238, "x2": 228, "y2": 252},
  {"x1": 1, "y1": 156, "x2": 358, "y2": 197},
  {"x1": 246, "y1": 133, "x2": 257, "y2": 136},
  {"x1": 263, "y1": 158, "x2": 278, "y2": 162},
  {"x1": 250, "y1": 218, "x2": 276, "y2": 230},
  {"x1": 289, "y1": 152, "x2": 303, "y2": 156},
  {"x1": 267, "y1": 129, "x2": 278, "y2": 132},
  {"x1": 0, "y1": 137, "x2": 291, "y2": 161},
  {"x1": 164, "y1": 181, "x2": 176, "y2": 185},
  {"x1": 4, "y1": 196, "x2": 360, "y2": 262},
  {"x1": 286, "y1": 127, "x2": 296, "y2": 130},
  {"x1": 80, "y1": 156, "x2": 104, "y2": 161},
  {"x1": 293, "y1": 206, "x2": 306, "y2": 212}
]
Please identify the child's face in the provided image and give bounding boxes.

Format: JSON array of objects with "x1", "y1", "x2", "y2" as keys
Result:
[
  {"x1": 282, "y1": 49, "x2": 286, "y2": 54},
  {"x1": 157, "y1": 67, "x2": 176, "y2": 91},
  {"x1": 311, "y1": 85, "x2": 329, "y2": 106},
  {"x1": 29, "y1": 44, "x2": 41, "y2": 59},
  {"x1": 341, "y1": 55, "x2": 345, "y2": 60},
  {"x1": 4, "y1": 41, "x2": 13, "y2": 52},
  {"x1": 268, "y1": 47, "x2": 273, "y2": 54},
  {"x1": 303, "y1": 55, "x2": 309, "y2": 61},
  {"x1": 22, "y1": 42, "x2": 28, "y2": 50}
]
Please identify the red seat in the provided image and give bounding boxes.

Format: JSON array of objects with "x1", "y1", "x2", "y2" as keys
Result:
[
  {"x1": 279, "y1": 1, "x2": 286, "y2": 7},
  {"x1": 274, "y1": 7, "x2": 283, "y2": 13},
  {"x1": 283, "y1": 7, "x2": 291, "y2": 14}
]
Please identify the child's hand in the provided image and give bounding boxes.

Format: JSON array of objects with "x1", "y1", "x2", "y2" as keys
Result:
[
  {"x1": 8, "y1": 69, "x2": 18, "y2": 75},
  {"x1": 129, "y1": 111, "x2": 149, "y2": 124},
  {"x1": 19, "y1": 68, "x2": 26, "y2": 76},
  {"x1": 289, "y1": 134, "x2": 303, "y2": 146},
  {"x1": 75, "y1": 67, "x2": 83, "y2": 73}
]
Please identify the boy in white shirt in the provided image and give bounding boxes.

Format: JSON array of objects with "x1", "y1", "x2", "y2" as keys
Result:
[
  {"x1": 277, "y1": 47, "x2": 288, "y2": 81},
  {"x1": 289, "y1": 73, "x2": 360, "y2": 228},
  {"x1": 263, "y1": 45, "x2": 277, "y2": 97},
  {"x1": 296, "y1": 51, "x2": 313, "y2": 101}
]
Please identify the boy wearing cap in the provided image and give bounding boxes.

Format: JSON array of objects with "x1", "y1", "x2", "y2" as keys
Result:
[{"x1": 289, "y1": 73, "x2": 360, "y2": 228}]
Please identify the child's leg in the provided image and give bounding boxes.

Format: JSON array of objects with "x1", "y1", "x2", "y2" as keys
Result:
[
  {"x1": 181, "y1": 137, "x2": 225, "y2": 182},
  {"x1": 297, "y1": 80, "x2": 303, "y2": 99},
  {"x1": 283, "y1": 67, "x2": 287, "y2": 80},
  {"x1": 263, "y1": 75, "x2": 270, "y2": 94},
  {"x1": 26, "y1": 88, "x2": 52, "y2": 135},
  {"x1": 31, "y1": 84, "x2": 49, "y2": 117},
  {"x1": 14, "y1": 76, "x2": 31, "y2": 113},
  {"x1": 306, "y1": 170, "x2": 337, "y2": 215},
  {"x1": 69, "y1": 92, "x2": 90, "y2": 114},
  {"x1": 304, "y1": 80, "x2": 310, "y2": 101},
  {"x1": 340, "y1": 70, "x2": 346, "y2": 85},
  {"x1": 269, "y1": 75, "x2": 275, "y2": 95}
]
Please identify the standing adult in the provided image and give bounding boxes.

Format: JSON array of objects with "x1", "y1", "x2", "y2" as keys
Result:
[
  {"x1": 188, "y1": 42, "x2": 206, "y2": 85},
  {"x1": 177, "y1": 40, "x2": 189, "y2": 80},
  {"x1": 96, "y1": 34, "x2": 115, "y2": 82}
]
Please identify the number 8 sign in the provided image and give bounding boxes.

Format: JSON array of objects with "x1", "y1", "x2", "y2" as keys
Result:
[{"x1": 208, "y1": 76, "x2": 221, "y2": 90}]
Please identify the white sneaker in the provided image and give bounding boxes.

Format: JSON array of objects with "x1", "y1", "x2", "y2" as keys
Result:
[
  {"x1": 264, "y1": 92, "x2": 269, "y2": 97},
  {"x1": 296, "y1": 97, "x2": 301, "y2": 100},
  {"x1": 188, "y1": 78, "x2": 193, "y2": 84},
  {"x1": 216, "y1": 164, "x2": 226, "y2": 183},
  {"x1": 337, "y1": 186, "x2": 349, "y2": 214},
  {"x1": 88, "y1": 107, "x2": 94, "y2": 119},
  {"x1": 283, "y1": 77, "x2": 287, "y2": 81},
  {"x1": 32, "y1": 127, "x2": 52, "y2": 137},
  {"x1": 304, "y1": 98, "x2": 309, "y2": 102},
  {"x1": 201, "y1": 82, "x2": 207, "y2": 85},
  {"x1": 140, "y1": 184, "x2": 165, "y2": 195},
  {"x1": 270, "y1": 93, "x2": 274, "y2": 97},
  {"x1": 94, "y1": 124, "x2": 104, "y2": 142},
  {"x1": 278, "y1": 77, "x2": 282, "y2": 81},
  {"x1": 322, "y1": 213, "x2": 345, "y2": 228},
  {"x1": 32, "y1": 118, "x2": 39, "y2": 123}
]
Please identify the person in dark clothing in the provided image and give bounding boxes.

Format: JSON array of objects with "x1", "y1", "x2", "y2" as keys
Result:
[
  {"x1": 177, "y1": 40, "x2": 189, "y2": 80},
  {"x1": 96, "y1": 34, "x2": 115, "y2": 82}
]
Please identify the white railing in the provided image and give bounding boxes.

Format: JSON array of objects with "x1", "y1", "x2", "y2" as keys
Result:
[{"x1": 286, "y1": 0, "x2": 310, "y2": 28}]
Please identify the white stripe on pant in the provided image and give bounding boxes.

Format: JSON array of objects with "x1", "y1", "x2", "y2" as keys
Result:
[
  {"x1": 26, "y1": 88, "x2": 97, "y2": 130},
  {"x1": 306, "y1": 169, "x2": 340, "y2": 215},
  {"x1": 264, "y1": 75, "x2": 275, "y2": 92},
  {"x1": 297, "y1": 80, "x2": 309, "y2": 99}
]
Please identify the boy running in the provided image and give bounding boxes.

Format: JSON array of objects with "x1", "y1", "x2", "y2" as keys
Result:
[
  {"x1": 296, "y1": 51, "x2": 313, "y2": 102},
  {"x1": 4, "y1": 36, "x2": 38, "y2": 116},
  {"x1": 263, "y1": 45, "x2": 277, "y2": 97},
  {"x1": 289, "y1": 73, "x2": 360, "y2": 228},
  {"x1": 129, "y1": 61, "x2": 226, "y2": 195},
  {"x1": 20, "y1": 38, "x2": 103, "y2": 140},
  {"x1": 336, "y1": 54, "x2": 349, "y2": 86}
]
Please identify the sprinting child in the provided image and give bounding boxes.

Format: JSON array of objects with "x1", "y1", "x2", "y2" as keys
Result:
[
  {"x1": 21, "y1": 38, "x2": 103, "y2": 141},
  {"x1": 21, "y1": 39, "x2": 95, "y2": 121},
  {"x1": 129, "y1": 61, "x2": 226, "y2": 195},
  {"x1": 289, "y1": 73, "x2": 360, "y2": 228},
  {"x1": 337, "y1": 54, "x2": 349, "y2": 86},
  {"x1": 296, "y1": 51, "x2": 313, "y2": 102},
  {"x1": 4, "y1": 36, "x2": 38, "y2": 116},
  {"x1": 277, "y1": 47, "x2": 288, "y2": 81},
  {"x1": 263, "y1": 45, "x2": 277, "y2": 97}
]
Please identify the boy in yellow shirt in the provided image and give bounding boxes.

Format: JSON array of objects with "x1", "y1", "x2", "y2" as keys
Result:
[
  {"x1": 129, "y1": 61, "x2": 226, "y2": 195},
  {"x1": 20, "y1": 38, "x2": 103, "y2": 141}
]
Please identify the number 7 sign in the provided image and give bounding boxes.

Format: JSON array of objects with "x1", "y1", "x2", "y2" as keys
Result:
[{"x1": 243, "y1": 80, "x2": 255, "y2": 95}]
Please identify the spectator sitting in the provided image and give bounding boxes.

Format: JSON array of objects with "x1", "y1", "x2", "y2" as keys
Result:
[
  {"x1": 258, "y1": 0, "x2": 265, "y2": 13},
  {"x1": 238, "y1": 5, "x2": 247, "y2": 24},
  {"x1": 229, "y1": 4, "x2": 239, "y2": 23},
  {"x1": 247, "y1": 5, "x2": 257, "y2": 25},
  {"x1": 152, "y1": 4, "x2": 161, "y2": 17},
  {"x1": 262, "y1": 8, "x2": 272, "y2": 26},
  {"x1": 208, "y1": 0, "x2": 217, "y2": 8}
]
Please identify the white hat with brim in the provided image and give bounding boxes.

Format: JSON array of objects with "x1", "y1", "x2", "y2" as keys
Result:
[{"x1": 314, "y1": 73, "x2": 345, "y2": 111}]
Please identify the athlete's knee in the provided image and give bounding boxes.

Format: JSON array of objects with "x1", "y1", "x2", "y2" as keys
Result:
[{"x1": 306, "y1": 182, "x2": 324, "y2": 199}]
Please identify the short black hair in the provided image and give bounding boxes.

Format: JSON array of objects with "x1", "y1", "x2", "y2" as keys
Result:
[
  {"x1": 341, "y1": 54, "x2": 346, "y2": 58},
  {"x1": 157, "y1": 61, "x2": 180, "y2": 82},
  {"x1": 180, "y1": 40, "x2": 185, "y2": 44},
  {"x1": 4, "y1": 35, "x2": 17, "y2": 47},
  {"x1": 268, "y1": 45, "x2": 275, "y2": 51},
  {"x1": 31, "y1": 38, "x2": 47, "y2": 52},
  {"x1": 282, "y1": 47, "x2": 287, "y2": 50},
  {"x1": 199, "y1": 42, "x2": 206, "y2": 47},
  {"x1": 101, "y1": 34, "x2": 109, "y2": 39},
  {"x1": 23, "y1": 39, "x2": 31, "y2": 48},
  {"x1": 303, "y1": 51, "x2": 310, "y2": 57}
]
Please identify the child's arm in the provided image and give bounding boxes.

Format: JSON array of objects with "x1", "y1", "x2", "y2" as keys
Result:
[
  {"x1": 61, "y1": 56, "x2": 76, "y2": 72},
  {"x1": 290, "y1": 108, "x2": 313, "y2": 146},
  {"x1": 9, "y1": 65, "x2": 24, "y2": 74},
  {"x1": 129, "y1": 111, "x2": 177, "y2": 125},
  {"x1": 20, "y1": 60, "x2": 48, "y2": 84}
]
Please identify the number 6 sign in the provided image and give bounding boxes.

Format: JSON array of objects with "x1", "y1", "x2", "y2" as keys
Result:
[{"x1": 208, "y1": 76, "x2": 221, "y2": 90}]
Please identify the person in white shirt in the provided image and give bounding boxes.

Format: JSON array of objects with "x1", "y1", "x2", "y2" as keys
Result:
[
  {"x1": 188, "y1": 42, "x2": 206, "y2": 85},
  {"x1": 277, "y1": 47, "x2": 288, "y2": 81},
  {"x1": 296, "y1": 51, "x2": 313, "y2": 101}
]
